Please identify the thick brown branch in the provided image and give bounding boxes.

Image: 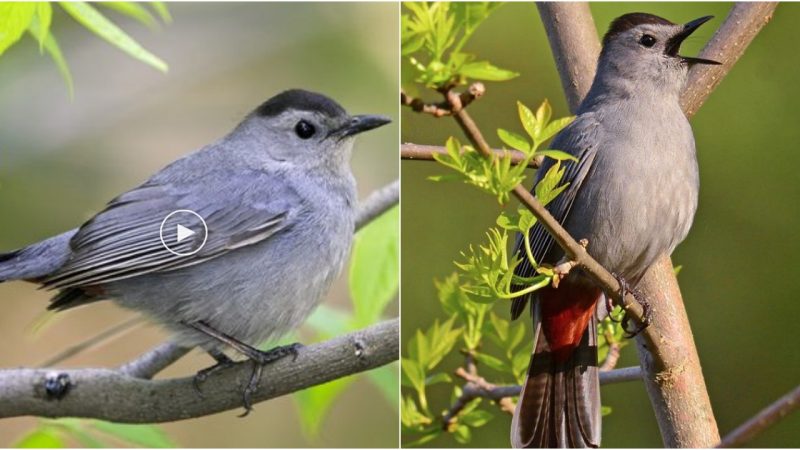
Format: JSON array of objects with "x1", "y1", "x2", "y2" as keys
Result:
[
  {"x1": 401, "y1": 143, "x2": 539, "y2": 167},
  {"x1": 0, "y1": 319, "x2": 398, "y2": 422},
  {"x1": 681, "y1": 3, "x2": 779, "y2": 117},
  {"x1": 536, "y1": 3, "x2": 600, "y2": 112},
  {"x1": 716, "y1": 384, "x2": 800, "y2": 448}
]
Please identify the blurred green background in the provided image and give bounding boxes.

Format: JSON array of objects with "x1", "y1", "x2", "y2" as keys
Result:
[
  {"x1": 401, "y1": 2, "x2": 800, "y2": 447},
  {"x1": 0, "y1": 2, "x2": 398, "y2": 447}
]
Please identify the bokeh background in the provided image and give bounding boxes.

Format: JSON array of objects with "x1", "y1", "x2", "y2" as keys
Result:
[
  {"x1": 402, "y1": 2, "x2": 799, "y2": 447},
  {"x1": 0, "y1": 2, "x2": 398, "y2": 447}
]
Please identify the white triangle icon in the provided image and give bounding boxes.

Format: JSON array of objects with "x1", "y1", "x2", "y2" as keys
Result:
[{"x1": 176, "y1": 224, "x2": 195, "y2": 243}]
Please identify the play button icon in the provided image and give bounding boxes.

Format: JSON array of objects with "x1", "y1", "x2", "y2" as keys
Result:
[
  {"x1": 159, "y1": 209, "x2": 208, "y2": 256},
  {"x1": 176, "y1": 224, "x2": 195, "y2": 243}
]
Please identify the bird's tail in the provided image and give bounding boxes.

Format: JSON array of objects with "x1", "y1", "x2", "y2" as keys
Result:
[
  {"x1": 0, "y1": 230, "x2": 76, "y2": 283},
  {"x1": 511, "y1": 287, "x2": 601, "y2": 448}
]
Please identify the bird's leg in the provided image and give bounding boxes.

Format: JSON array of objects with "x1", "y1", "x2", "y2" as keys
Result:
[
  {"x1": 193, "y1": 348, "x2": 235, "y2": 395},
  {"x1": 611, "y1": 274, "x2": 652, "y2": 337},
  {"x1": 185, "y1": 321, "x2": 303, "y2": 416}
]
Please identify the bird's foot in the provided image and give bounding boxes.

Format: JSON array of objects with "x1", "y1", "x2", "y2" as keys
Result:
[
  {"x1": 239, "y1": 343, "x2": 303, "y2": 417},
  {"x1": 611, "y1": 273, "x2": 652, "y2": 337},
  {"x1": 193, "y1": 350, "x2": 235, "y2": 395},
  {"x1": 183, "y1": 320, "x2": 303, "y2": 416}
]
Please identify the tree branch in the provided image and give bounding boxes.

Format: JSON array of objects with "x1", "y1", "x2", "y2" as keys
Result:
[
  {"x1": 118, "y1": 342, "x2": 191, "y2": 380},
  {"x1": 681, "y1": 2, "x2": 779, "y2": 117},
  {"x1": 716, "y1": 384, "x2": 800, "y2": 448},
  {"x1": 536, "y1": 3, "x2": 600, "y2": 112},
  {"x1": 0, "y1": 319, "x2": 398, "y2": 422},
  {"x1": 442, "y1": 366, "x2": 642, "y2": 427},
  {"x1": 356, "y1": 179, "x2": 399, "y2": 231},
  {"x1": 401, "y1": 143, "x2": 539, "y2": 168}
]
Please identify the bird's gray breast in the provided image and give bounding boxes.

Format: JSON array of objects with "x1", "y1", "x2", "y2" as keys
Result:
[{"x1": 563, "y1": 101, "x2": 699, "y2": 281}]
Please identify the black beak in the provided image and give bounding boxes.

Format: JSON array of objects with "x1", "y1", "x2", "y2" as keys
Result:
[
  {"x1": 666, "y1": 15, "x2": 721, "y2": 66},
  {"x1": 333, "y1": 114, "x2": 391, "y2": 139}
]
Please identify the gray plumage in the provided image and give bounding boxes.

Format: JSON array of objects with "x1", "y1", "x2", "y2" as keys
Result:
[
  {"x1": 0, "y1": 89, "x2": 390, "y2": 352},
  {"x1": 511, "y1": 14, "x2": 718, "y2": 448}
]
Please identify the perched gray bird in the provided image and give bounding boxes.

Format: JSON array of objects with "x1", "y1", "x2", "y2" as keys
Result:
[
  {"x1": 0, "y1": 89, "x2": 390, "y2": 411},
  {"x1": 509, "y1": 14, "x2": 719, "y2": 448}
]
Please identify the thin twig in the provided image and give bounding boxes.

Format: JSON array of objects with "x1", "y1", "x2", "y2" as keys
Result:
[
  {"x1": 442, "y1": 365, "x2": 643, "y2": 427},
  {"x1": 599, "y1": 342, "x2": 621, "y2": 372},
  {"x1": 355, "y1": 180, "x2": 399, "y2": 231},
  {"x1": 118, "y1": 342, "x2": 192, "y2": 380},
  {"x1": 401, "y1": 83, "x2": 486, "y2": 117},
  {"x1": 0, "y1": 319, "x2": 398, "y2": 422},
  {"x1": 716, "y1": 384, "x2": 800, "y2": 448},
  {"x1": 401, "y1": 143, "x2": 539, "y2": 168},
  {"x1": 39, "y1": 316, "x2": 145, "y2": 367}
]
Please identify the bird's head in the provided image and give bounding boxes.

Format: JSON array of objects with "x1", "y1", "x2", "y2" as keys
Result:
[{"x1": 598, "y1": 13, "x2": 720, "y2": 96}]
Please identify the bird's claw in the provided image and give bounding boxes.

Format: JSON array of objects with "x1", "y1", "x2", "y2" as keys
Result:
[
  {"x1": 611, "y1": 273, "x2": 651, "y2": 337},
  {"x1": 237, "y1": 342, "x2": 304, "y2": 416}
]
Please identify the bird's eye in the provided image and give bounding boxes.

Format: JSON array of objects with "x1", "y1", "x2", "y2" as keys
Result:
[
  {"x1": 639, "y1": 34, "x2": 657, "y2": 48},
  {"x1": 294, "y1": 120, "x2": 315, "y2": 139}
]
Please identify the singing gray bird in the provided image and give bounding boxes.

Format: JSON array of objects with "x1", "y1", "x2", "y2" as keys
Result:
[
  {"x1": 0, "y1": 89, "x2": 390, "y2": 412},
  {"x1": 510, "y1": 14, "x2": 719, "y2": 447}
]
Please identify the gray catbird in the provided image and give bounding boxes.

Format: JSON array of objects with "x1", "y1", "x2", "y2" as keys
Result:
[
  {"x1": 509, "y1": 14, "x2": 719, "y2": 448},
  {"x1": 0, "y1": 89, "x2": 390, "y2": 411}
]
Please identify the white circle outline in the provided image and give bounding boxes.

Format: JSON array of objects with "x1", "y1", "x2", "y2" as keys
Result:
[{"x1": 159, "y1": 209, "x2": 208, "y2": 257}]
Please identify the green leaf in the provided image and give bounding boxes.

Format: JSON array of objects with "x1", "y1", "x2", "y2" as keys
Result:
[
  {"x1": 453, "y1": 424, "x2": 472, "y2": 444},
  {"x1": 91, "y1": 422, "x2": 174, "y2": 448},
  {"x1": 401, "y1": 357, "x2": 426, "y2": 394},
  {"x1": 497, "y1": 129, "x2": 530, "y2": 152},
  {"x1": 0, "y1": 3, "x2": 37, "y2": 56},
  {"x1": 517, "y1": 101, "x2": 537, "y2": 142},
  {"x1": 425, "y1": 372, "x2": 452, "y2": 386},
  {"x1": 350, "y1": 206, "x2": 399, "y2": 327},
  {"x1": 99, "y1": 2, "x2": 158, "y2": 28},
  {"x1": 304, "y1": 304, "x2": 350, "y2": 339},
  {"x1": 473, "y1": 352, "x2": 508, "y2": 372},
  {"x1": 367, "y1": 363, "x2": 399, "y2": 409},
  {"x1": 539, "y1": 116, "x2": 574, "y2": 144},
  {"x1": 459, "y1": 60, "x2": 518, "y2": 81},
  {"x1": 59, "y1": 2, "x2": 168, "y2": 72},
  {"x1": 13, "y1": 427, "x2": 64, "y2": 448},
  {"x1": 148, "y1": 2, "x2": 172, "y2": 23},
  {"x1": 512, "y1": 348, "x2": 530, "y2": 383},
  {"x1": 601, "y1": 405, "x2": 613, "y2": 416},
  {"x1": 535, "y1": 99, "x2": 553, "y2": 130},
  {"x1": 460, "y1": 409, "x2": 493, "y2": 427},
  {"x1": 27, "y1": 16, "x2": 73, "y2": 98},
  {"x1": 534, "y1": 149, "x2": 578, "y2": 162},
  {"x1": 35, "y1": 2, "x2": 52, "y2": 51},
  {"x1": 489, "y1": 312, "x2": 508, "y2": 342},
  {"x1": 294, "y1": 377, "x2": 353, "y2": 438}
]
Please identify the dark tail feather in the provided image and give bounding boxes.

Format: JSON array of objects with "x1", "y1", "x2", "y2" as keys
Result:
[{"x1": 512, "y1": 314, "x2": 601, "y2": 448}]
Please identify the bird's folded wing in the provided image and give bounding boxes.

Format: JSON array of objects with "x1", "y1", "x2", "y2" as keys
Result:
[
  {"x1": 41, "y1": 171, "x2": 299, "y2": 290},
  {"x1": 511, "y1": 114, "x2": 601, "y2": 319}
]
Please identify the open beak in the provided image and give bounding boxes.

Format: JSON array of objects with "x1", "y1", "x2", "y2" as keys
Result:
[
  {"x1": 666, "y1": 15, "x2": 721, "y2": 66},
  {"x1": 332, "y1": 114, "x2": 391, "y2": 139}
]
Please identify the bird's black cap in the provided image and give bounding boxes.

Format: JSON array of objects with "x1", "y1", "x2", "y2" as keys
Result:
[
  {"x1": 603, "y1": 13, "x2": 675, "y2": 46},
  {"x1": 255, "y1": 89, "x2": 347, "y2": 119}
]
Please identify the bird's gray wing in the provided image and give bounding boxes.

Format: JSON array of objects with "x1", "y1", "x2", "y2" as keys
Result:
[
  {"x1": 510, "y1": 113, "x2": 601, "y2": 320},
  {"x1": 41, "y1": 169, "x2": 300, "y2": 290}
]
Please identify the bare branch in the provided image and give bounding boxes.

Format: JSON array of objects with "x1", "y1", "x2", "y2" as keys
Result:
[
  {"x1": 536, "y1": 3, "x2": 600, "y2": 112},
  {"x1": 0, "y1": 319, "x2": 398, "y2": 422},
  {"x1": 40, "y1": 317, "x2": 145, "y2": 367},
  {"x1": 682, "y1": 3, "x2": 779, "y2": 117},
  {"x1": 118, "y1": 342, "x2": 192, "y2": 380},
  {"x1": 401, "y1": 83, "x2": 486, "y2": 117},
  {"x1": 356, "y1": 179, "x2": 399, "y2": 230},
  {"x1": 401, "y1": 143, "x2": 539, "y2": 167},
  {"x1": 442, "y1": 366, "x2": 643, "y2": 426},
  {"x1": 717, "y1": 384, "x2": 800, "y2": 448}
]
